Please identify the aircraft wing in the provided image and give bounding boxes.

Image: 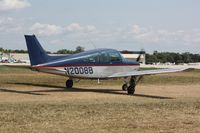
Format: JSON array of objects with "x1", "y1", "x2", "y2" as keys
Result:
[{"x1": 108, "y1": 68, "x2": 187, "y2": 78}]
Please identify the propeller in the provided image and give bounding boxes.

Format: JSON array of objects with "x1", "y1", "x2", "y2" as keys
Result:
[
  {"x1": 136, "y1": 53, "x2": 141, "y2": 62},
  {"x1": 136, "y1": 51, "x2": 144, "y2": 62}
]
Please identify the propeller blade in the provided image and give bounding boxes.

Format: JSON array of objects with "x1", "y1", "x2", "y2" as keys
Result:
[{"x1": 136, "y1": 52, "x2": 142, "y2": 62}]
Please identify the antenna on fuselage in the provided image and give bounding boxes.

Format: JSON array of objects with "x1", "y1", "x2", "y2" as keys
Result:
[{"x1": 88, "y1": 40, "x2": 97, "y2": 49}]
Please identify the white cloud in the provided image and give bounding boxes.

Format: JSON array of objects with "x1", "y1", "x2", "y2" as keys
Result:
[
  {"x1": 85, "y1": 25, "x2": 96, "y2": 32},
  {"x1": 27, "y1": 23, "x2": 200, "y2": 51},
  {"x1": 66, "y1": 23, "x2": 82, "y2": 31},
  {"x1": 128, "y1": 24, "x2": 200, "y2": 45},
  {"x1": 29, "y1": 22, "x2": 97, "y2": 36},
  {"x1": 131, "y1": 24, "x2": 141, "y2": 34},
  {"x1": 66, "y1": 23, "x2": 96, "y2": 33},
  {"x1": 0, "y1": 0, "x2": 30, "y2": 11},
  {"x1": 30, "y1": 23, "x2": 63, "y2": 36},
  {"x1": 182, "y1": 29, "x2": 200, "y2": 44},
  {"x1": 0, "y1": 17, "x2": 22, "y2": 32}
]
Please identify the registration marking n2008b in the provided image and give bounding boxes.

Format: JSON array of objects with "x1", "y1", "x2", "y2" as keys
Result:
[{"x1": 64, "y1": 67, "x2": 93, "y2": 75}]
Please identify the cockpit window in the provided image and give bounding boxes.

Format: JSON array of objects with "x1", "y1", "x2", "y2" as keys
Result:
[
  {"x1": 99, "y1": 50, "x2": 122, "y2": 63},
  {"x1": 109, "y1": 51, "x2": 122, "y2": 62},
  {"x1": 73, "y1": 50, "x2": 123, "y2": 64}
]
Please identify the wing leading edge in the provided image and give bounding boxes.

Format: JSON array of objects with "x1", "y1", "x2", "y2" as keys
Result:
[{"x1": 108, "y1": 68, "x2": 187, "y2": 78}]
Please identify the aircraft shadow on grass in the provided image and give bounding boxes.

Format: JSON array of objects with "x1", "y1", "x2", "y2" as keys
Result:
[{"x1": 1, "y1": 82, "x2": 174, "y2": 99}]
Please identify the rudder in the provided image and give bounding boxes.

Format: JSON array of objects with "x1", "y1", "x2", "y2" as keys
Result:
[{"x1": 25, "y1": 35, "x2": 49, "y2": 66}]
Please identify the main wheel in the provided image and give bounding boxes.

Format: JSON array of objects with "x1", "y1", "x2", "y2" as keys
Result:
[
  {"x1": 66, "y1": 79, "x2": 73, "y2": 88},
  {"x1": 127, "y1": 85, "x2": 135, "y2": 95},
  {"x1": 122, "y1": 84, "x2": 128, "y2": 91}
]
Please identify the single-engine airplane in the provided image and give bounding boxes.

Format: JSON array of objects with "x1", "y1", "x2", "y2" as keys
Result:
[{"x1": 25, "y1": 35, "x2": 186, "y2": 95}]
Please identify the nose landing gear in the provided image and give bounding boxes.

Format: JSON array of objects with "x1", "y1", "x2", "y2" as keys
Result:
[{"x1": 66, "y1": 79, "x2": 73, "y2": 88}]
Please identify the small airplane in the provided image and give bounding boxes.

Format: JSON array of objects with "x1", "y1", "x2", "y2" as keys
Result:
[{"x1": 25, "y1": 35, "x2": 186, "y2": 95}]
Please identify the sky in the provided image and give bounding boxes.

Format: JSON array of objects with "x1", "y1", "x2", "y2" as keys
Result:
[{"x1": 0, "y1": 0, "x2": 200, "y2": 53}]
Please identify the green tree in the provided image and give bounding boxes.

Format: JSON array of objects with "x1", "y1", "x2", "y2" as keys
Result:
[
  {"x1": 56, "y1": 49, "x2": 75, "y2": 54},
  {"x1": 0, "y1": 47, "x2": 3, "y2": 52},
  {"x1": 146, "y1": 54, "x2": 158, "y2": 64},
  {"x1": 75, "y1": 46, "x2": 84, "y2": 53},
  {"x1": 182, "y1": 52, "x2": 192, "y2": 63}
]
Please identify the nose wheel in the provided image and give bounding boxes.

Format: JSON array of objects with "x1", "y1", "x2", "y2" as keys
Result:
[
  {"x1": 66, "y1": 79, "x2": 73, "y2": 88},
  {"x1": 122, "y1": 84, "x2": 128, "y2": 91}
]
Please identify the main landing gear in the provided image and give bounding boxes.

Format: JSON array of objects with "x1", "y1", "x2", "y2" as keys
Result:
[
  {"x1": 122, "y1": 76, "x2": 142, "y2": 95},
  {"x1": 127, "y1": 77, "x2": 136, "y2": 95},
  {"x1": 66, "y1": 79, "x2": 73, "y2": 88}
]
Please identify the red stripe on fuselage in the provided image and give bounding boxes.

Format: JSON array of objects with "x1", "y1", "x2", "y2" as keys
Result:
[{"x1": 33, "y1": 64, "x2": 140, "y2": 68}]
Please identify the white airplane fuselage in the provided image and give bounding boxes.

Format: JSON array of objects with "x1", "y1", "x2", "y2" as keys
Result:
[
  {"x1": 34, "y1": 64, "x2": 140, "y2": 79},
  {"x1": 25, "y1": 35, "x2": 186, "y2": 95}
]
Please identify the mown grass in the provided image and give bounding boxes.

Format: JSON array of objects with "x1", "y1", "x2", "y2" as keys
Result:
[
  {"x1": 0, "y1": 65, "x2": 34, "y2": 74},
  {"x1": 0, "y1": 65, "x2": 200, "y2": 86},
  {"x1": 0, "y1": 100, "x2": 200, "y2": 133},
  {"x1": 0, "y1": 65, "x2": 200, "y2": 132}
]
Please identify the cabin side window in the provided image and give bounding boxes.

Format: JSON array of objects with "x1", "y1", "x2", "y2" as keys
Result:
[
  {"x1": 99, "y1": 51, "x2": 122, "y2": 63},
  {"x1": 82, "y1": 53, "x2": 99, "y2": 63},
  {"x1": 99, "y1": 52, "x2": 110, "y2": 63},
  {"x1": 109, "y1": 51, "x2": 122, "y2": 62},
  {"x1": 88, "y1": 53, "x2": 99, "y2": 63}
]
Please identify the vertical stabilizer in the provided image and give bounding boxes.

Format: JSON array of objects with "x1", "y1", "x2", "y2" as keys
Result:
[{"x1": 25, "y1": 35, "x2": 49, "y2": 66}]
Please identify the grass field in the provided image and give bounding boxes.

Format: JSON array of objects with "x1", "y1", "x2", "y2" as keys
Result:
[{"x1": 0, "y1": 66, "x2": 200, "y2": 133}]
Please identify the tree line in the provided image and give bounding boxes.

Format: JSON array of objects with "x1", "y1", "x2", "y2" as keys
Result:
[
  {"x1": 146, "y1": 51, "x2": 200, "y2": 64},
  {"x1": 1, "y1": 47, "x2": 199, "y2": 64},
  {"x1": 0, "y1": 48, "x2": 28, "y2": 53},
  {"x1": 0, "y1": 46, "x2": 85, "y2": 54},
  {"x1": 53, "y1": 46, "x2": 85, "y2": 54}
]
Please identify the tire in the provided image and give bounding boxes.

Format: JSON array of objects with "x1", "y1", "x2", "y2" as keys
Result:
[
  {"x1": 66, "y1": 80, "x2": 73, "y2": 88},
  {"x1": 127, "y1": 85, "x2": 135, "y2": 95},
  {"x1": 122, "y1": 84, "x2": 128, "y2": 91}
]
